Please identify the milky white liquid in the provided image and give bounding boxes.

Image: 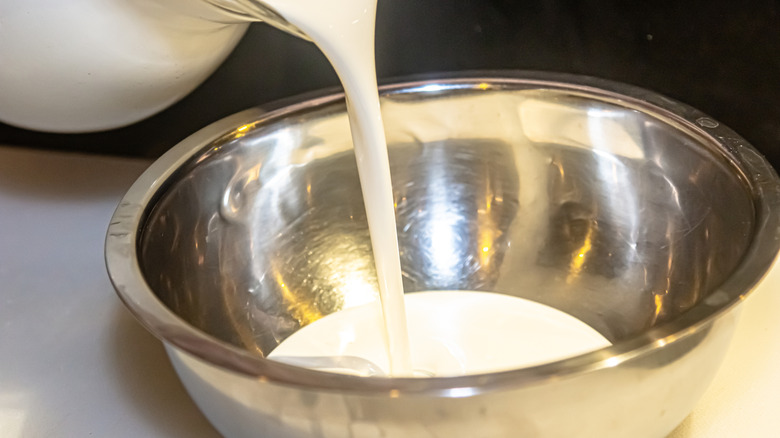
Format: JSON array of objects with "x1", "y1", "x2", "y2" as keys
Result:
[
  {"x1": 269, "y1": 291, "x2": 611, "y2": 376},
  {"x1": 256, "y1": 0, "x2": 612, "y2": 376},
  {"x1": 262, "y1": 0, "x2": 412, "y2": 375}
]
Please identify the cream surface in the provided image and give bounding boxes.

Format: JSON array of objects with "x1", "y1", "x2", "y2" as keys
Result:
[{"x1": 269, "y1": 291, "x2": 612, "y2": 377}]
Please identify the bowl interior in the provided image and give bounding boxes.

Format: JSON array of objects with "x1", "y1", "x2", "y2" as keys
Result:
[{"x1": 138, "y1": 83, "x2": 754, "y2": 357}]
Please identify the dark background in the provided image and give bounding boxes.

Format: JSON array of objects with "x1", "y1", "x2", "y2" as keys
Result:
[{"x1": 2, "y1": 0, "x2": 779, "y2": 166}]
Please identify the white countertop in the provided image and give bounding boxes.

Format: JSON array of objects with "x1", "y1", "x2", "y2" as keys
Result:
[{"x1": 1, "y1": 145, "x2": 778, "y2": 437}]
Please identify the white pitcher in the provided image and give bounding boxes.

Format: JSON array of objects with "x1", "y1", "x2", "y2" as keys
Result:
[{"x1": 0, "y1": 0, "x2": 302, "y2": 133}]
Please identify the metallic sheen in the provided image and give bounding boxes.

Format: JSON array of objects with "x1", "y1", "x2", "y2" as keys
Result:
[{"x1": 106, "y1": 73, "x2": 780, "y2": 438}]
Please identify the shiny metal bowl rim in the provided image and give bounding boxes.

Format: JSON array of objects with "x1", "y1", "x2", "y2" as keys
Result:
[{"x1": 105, "y1": 71, "x2": 780, "y2": 396}]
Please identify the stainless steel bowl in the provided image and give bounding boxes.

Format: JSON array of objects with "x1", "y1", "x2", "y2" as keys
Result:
[{"x1": 106, "y1": 73, "x2": 780, "y2": 438}]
